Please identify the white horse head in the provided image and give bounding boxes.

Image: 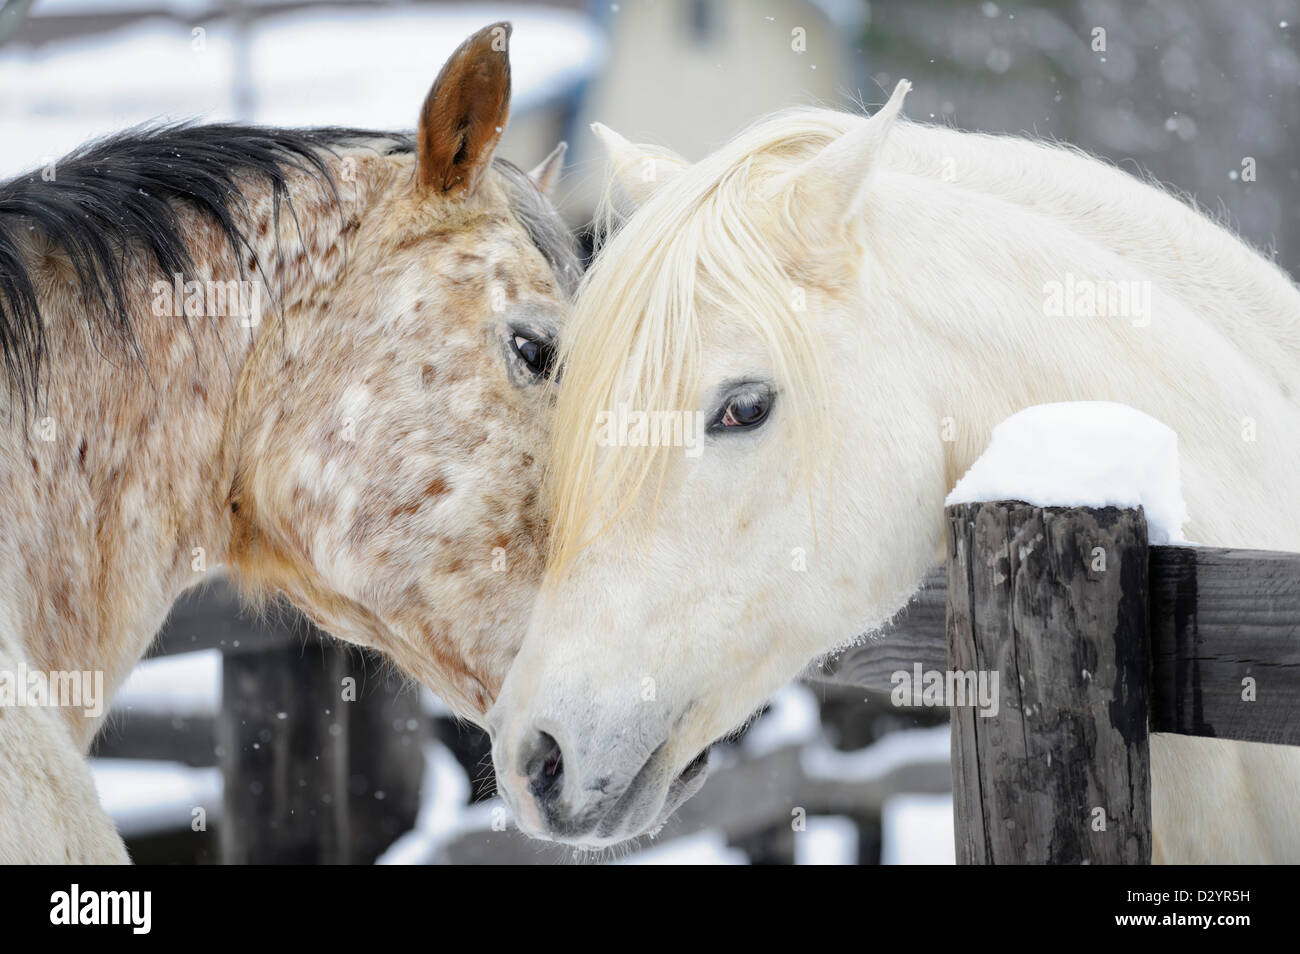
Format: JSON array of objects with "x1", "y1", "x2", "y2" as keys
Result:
[{"x1": 488, "y1": 82, "x2": 1300, "y2": 850}]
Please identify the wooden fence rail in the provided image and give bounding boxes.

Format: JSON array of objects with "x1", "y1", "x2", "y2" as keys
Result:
[{"x1": 821, "y1": 511, "x2": 1300, "y2": 749}]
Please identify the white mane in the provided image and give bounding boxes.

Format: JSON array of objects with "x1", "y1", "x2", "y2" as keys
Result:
[{"x1": 548, "y1": 96, "x2": 1300, "y2": 576}]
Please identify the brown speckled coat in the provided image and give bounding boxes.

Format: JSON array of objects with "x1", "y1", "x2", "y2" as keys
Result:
[{"x1": 0, "y1": 22, "x2": 573, "y2": 862}]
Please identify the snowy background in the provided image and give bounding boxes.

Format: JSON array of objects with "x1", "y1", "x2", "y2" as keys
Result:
[{"x1": 3, "y1": 0, "x2": 1296, "y2": 864}]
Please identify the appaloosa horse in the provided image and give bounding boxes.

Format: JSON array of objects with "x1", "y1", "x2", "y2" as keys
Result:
[
  {"x1": 0, "y1": 22, "x2": 576, "y2": 862},
  {"x1": 490, "y1": 82, "x2": 1300, "y2": 862}
]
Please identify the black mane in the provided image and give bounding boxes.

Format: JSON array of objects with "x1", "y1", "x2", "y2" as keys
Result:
[
  {"x1": 0, "y1": 122, "x2": 412, "y2": 410},
  {"x1": 494, "y1": 158, "x2": 583, "y2": 298}
]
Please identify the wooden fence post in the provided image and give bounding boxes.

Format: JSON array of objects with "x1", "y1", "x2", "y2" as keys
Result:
[
  {"x1": 217, "y1": 609, "x2": 427, "y2": 864},
  {"x1": 345, "y1": 656, "x2": 429, "y2": 863},
  {"x1": 218, "y1": 616, "x2": 351, "y2": 864},
  {"x1": 945, "y1": 502, "x2": 1152, "y2": 864}
]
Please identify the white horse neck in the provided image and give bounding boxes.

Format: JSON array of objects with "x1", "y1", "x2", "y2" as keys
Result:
[{"x1": 861, "y1": 121, "x2": 1300, "y2": 551}]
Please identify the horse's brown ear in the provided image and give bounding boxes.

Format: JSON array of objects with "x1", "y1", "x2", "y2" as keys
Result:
[{"x1": 416, "y1": 22, "x2": 512, "y2": 196}]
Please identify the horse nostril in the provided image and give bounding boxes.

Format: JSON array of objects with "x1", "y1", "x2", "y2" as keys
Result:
[{"x1": 524, "y1": 730, "x2": 566, "y2": 805}]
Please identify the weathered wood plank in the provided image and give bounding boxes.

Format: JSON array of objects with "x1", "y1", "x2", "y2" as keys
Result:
[
  {"x1": 218, "y1": 624, "x2": 352, "y2": 864},
  {"x1": 1149, "y1": 546, "x2": 1300, "y2": 746},
  {"x1": 946, "y1": 502, "x2": 1151, "y2": 865},
  {"x1": 819, "y1": 545, "x2": 1300, "y2": 748},
  {"x1": 344, "y1": 658, "x2": 429, "y2": 863}
]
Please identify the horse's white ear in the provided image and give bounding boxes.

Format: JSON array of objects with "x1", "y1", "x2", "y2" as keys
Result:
[
  {"x1": 790, "y1": 79, "x2": 910, "y2": 225},
  {"x1": 590, "y1": 122, "x2": 688, "y2": 206},
  {"x1": 528, "y1": 141, "x2": 567, "y2": 196}
]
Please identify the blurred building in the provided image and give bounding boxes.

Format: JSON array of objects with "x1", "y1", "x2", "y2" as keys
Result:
[{"x1": 558, "y1": 0, "x2": 866, "y2": 218}]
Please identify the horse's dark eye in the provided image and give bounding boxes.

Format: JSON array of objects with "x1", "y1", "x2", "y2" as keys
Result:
[
  {"x1": 512, "y1": 332, "x2": 555, "y2": 377},
  {"x1": 713, "y1": 387, "x2": 773, "y2": 432}
]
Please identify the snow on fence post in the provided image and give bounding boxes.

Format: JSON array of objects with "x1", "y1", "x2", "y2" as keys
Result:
[{"x1": 945, "y1": 501, "x2": 1152, "y2": 864}]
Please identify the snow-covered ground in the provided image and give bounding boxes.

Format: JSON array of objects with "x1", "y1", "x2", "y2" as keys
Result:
[
  {"x1": 112, "y1": 649, "x2": 221, "y2": 717},
  {"x1": 615, "y1": 830, "x2": 749, "y2": 865},
  {"x1": 794, "y1": 815, "x2": 860, "y2": 865},
  {"x1": 0, "y1": 3, "x2": 604, "y2": 178},
  {"x1": 802, "y1": 720, "x2": 950, "y2": 782},
  {"x1": 882, "y1": 794, "x2": 956, "y2": 865},
  {"x1": 91, "y1": 759, "x2": 221, "y2": 839}
]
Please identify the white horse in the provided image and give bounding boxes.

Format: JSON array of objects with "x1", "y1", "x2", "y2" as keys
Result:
[{"x1": 487, "y1": 82, "x2": 1300, "y2": 862}]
